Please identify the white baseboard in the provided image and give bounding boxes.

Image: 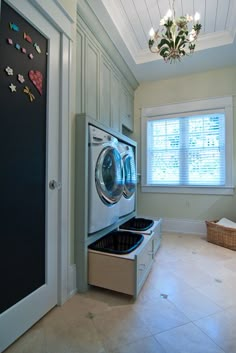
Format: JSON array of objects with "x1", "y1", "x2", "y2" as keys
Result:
[
  {"x1": 162, "y1": 218, "x2": 207, "y2": 235},
  {"x1": 68, "y1": 264, "x2": 77, "y2": 298}
]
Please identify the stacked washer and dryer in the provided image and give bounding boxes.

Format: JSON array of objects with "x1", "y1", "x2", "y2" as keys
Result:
[
  {"x1": 87, "y1": 122, "x2": 162, "y2": 297},
  {"x1": 88, "y1": 124, "x2": 136, "y2": 235}
]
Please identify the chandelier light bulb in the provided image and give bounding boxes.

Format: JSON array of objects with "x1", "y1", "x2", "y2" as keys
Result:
[
  {"x1": 149, "y1": 27, "x2": 155, "y2": 39},
  {"x1": 194, "y1": 12, "x2": 200, "y2": 22},
  {"x1": 166, "y1": 9, "x2": 172, "y2": 18}
]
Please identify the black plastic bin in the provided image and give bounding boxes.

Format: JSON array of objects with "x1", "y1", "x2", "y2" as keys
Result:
[
  {"x1": 88, "y1": 231, "x2": 144, "y2": 254},
  {"x1": 120, "y1": 217, "x2": 154, "y2": 231}
]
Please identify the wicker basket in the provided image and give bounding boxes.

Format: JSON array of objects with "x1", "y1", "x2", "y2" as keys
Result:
[{"x1": 205, "y1": 220, "x2": 236, "y2": 250}]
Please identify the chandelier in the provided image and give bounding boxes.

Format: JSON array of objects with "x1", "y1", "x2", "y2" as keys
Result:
[{"x1": 148, "y1": 0, "x2": 202, "y2": 63}]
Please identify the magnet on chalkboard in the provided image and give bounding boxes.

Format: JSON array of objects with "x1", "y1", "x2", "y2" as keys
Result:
[
  {"x1": 29, "y1": 70, "x2": 43, "y2": 95},
  {"x1": 7, "y1": 38, "x2": 13, "y2": 45},
  {"x1": 9, "y1": 83, "x2": 16, "y2": 92},
  {"x1": 34, "y1": 43, "x2": 41, "y2": 54},
  {"x1": 5, "y1": 66, "x2": 13, "y2": 75},
  {"x1": 23, "y1": 32, "x2": 32, "y2": 43},
  {"x1": 28, "y1": 53, "x2": 34, "y2": 60},
  {"x1": 9, "y1": 22, "x2": 19, "y2": 31},
  {"x1": 15, "y1": 43, "x2": 20, "y2": 50},
  {"x1": 17, "y1": 74, "x2": 25, "y2": 84},
  {"x1": 23, "y1": 86, "x2": 35, "y2": 102}
]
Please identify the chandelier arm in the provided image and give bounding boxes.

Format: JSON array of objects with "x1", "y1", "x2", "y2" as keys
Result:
[{"x1": 149, "y1": 47, "x2": 160, "y2": 54}]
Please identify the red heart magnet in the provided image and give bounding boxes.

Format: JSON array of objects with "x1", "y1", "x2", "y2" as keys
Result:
[{"x1": 29, "y1": 70, "x2": 43, "y2": 95}]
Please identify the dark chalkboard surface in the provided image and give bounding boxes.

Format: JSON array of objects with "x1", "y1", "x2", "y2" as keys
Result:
[{"x1": 0, "y1": 0, "x2": 48, "y2": 314}]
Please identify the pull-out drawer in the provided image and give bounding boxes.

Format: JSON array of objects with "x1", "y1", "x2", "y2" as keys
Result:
[{"x1": 88, "y1": 233, "x2": 154, "y2": 298}]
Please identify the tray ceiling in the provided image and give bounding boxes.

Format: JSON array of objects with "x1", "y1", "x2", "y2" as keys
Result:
[{"x1": 86, "y1": 0, "x2": 236, "y2": 81}]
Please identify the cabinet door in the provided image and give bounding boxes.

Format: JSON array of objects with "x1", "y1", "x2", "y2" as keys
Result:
[
  {"x1": 120, "y1": 85, "x2": 134, "y2": 132},
  {"x1": 126, "y1": 91, "x2": 134, "y2": 131},
  {"x1": 76, "y1": 26, "x2": 85, "y2": 114},
  {"x1": 85, "y1": 38, "x2": 99, "y2": 120},
  {"x1": 111, "y1": 71, "x2": 120, "y2": 132},
  {"x1": 120, "y1": 86, "x2": 127, "y2": 127},
  {"x1": 100, "y1": 56, "x2": 111, "y2": 126}
]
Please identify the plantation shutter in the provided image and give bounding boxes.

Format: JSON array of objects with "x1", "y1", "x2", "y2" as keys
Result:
[{"x1": 146, "y1": 113, "x2": 225, "y2": 186}]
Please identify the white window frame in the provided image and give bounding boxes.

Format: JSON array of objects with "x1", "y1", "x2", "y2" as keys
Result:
[{"x1": 141, "y1": 96, "x2": 234, "y2": 195}]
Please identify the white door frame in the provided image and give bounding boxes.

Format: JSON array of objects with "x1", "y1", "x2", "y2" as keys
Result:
[{"x1": 2, "y1": 0, "x2": 73, "y2": 305}]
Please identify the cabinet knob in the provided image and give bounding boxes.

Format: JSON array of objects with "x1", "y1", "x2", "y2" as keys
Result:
[{"x1": 139, "y1": 264, "x2": 146, "y2": 271}]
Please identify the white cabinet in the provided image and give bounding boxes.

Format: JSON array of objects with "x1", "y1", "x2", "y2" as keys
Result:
[
  {"x1": 76, "y1": 18, "x2": 135, "y2": 132},
  {"x1": 76, "y1": 28, "x2": 85, "y2": 114},
  {"x1": 100, "y1": 55, "x2": 111, "y2": 126},
  {"x1": 111, "y1": 70, "x2": 120, "y2": 132},
  {"x1": 85, "y1": 37, "x2": 100, "y2": 120},
  {"x1": 100, "y1": 56, "x2": 121, "y2": 132}
]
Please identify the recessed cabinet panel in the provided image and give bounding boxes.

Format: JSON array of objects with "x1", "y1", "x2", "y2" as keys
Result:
[
  {"x1": 85, "y1": 38, "x2": 99, "y2": 120},
  {"x1": 120, "y1": 87, "x2": 127, "y2": 127},
  {"x1": 76, "y1": 28, "x2": 84, "y2": 114},
  {"x1": 111, "y1": 71, "x2": 120, "y2": 132},
  {"x1": 100, "y1": 57, "x2": 111, "y2": 126}
]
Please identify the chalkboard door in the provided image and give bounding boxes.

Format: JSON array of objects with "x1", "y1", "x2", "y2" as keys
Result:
[{"x1": 0, "y1": 0, "x2": 60, "y2": 350}]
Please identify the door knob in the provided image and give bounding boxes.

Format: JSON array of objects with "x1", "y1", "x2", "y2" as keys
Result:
[{"x1": 49, "y1": 180, "x2": 61, "y2": 190}]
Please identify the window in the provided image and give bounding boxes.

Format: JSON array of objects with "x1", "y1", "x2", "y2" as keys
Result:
[{"x1": 141, "y1": 97, "x2": 234, "y2": 195}]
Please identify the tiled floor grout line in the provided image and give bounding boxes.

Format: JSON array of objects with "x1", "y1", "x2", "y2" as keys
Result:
[{"x1": 191, "y1": 320, "x2": 227, "y2": 353}]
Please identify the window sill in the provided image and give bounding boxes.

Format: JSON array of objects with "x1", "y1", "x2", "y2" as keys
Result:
[{"x1": 141, "y1": 186, "x2": 235, "y2": 195}]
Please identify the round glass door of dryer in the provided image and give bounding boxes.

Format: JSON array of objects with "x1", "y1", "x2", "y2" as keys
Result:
[
  {"x1": 123, "y1": 152, "x2": 136, "y2": 199},
  {"x1": 95, "y1": 146, "x2": 124, "y2": 205}
]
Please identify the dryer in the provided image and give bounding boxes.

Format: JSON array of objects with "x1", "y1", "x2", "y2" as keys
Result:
[
  {"x1": 118, "y1": 142, "x2": 137, "y2": 218},
  {"x1": 88, "y1": 125, "x2": 124, "y2": 234}
]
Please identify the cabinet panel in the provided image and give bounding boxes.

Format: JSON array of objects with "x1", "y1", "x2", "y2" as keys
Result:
[
  {"x1": 76, "y1": 28, "x2": 84, "y2": 113},
  {"x1": 126, "y1": 91, "x2": 134, "y2": 131},
  {"x1": 120, "y1": 86, "x2": 134, "y2": 132},
  {"x1": 100, "y1": 56, "x2": 111, "y2": 126},
  {"x1": 111, "y1": 71, "x2": 120, "y2": 132},
  {"x1": 120, "y1": 87, "x2": 127, "y2": 127},
  {"x1": 85, "y1": 38, "x2": 99, "y2": 120}
]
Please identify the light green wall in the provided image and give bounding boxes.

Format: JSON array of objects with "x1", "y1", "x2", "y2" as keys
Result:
[{"x1": 133, "y1": 66, "x2": 236, "y2": 222}]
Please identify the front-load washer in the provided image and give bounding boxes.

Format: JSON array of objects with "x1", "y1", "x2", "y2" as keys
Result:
[
  {"x1": 118, "y1": 142, "x2": 137, "y2": 218},
  {"x1": 88, "y1": 125, "x2": 124, "y2": 234}
]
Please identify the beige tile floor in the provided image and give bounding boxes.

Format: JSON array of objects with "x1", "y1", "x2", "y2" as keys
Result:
[{"x1": 5, "y1": 232, "x2": 236, "y2": 353}]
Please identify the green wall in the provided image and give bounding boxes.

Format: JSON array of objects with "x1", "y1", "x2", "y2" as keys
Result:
[{"x1": 133, "y1": 66, "x2": 236, "y2": 222}]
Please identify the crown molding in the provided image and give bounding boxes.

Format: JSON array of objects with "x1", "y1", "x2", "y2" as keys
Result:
[{"x1": 77, "y1": 0, "x2": 139, "y2": 89}]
